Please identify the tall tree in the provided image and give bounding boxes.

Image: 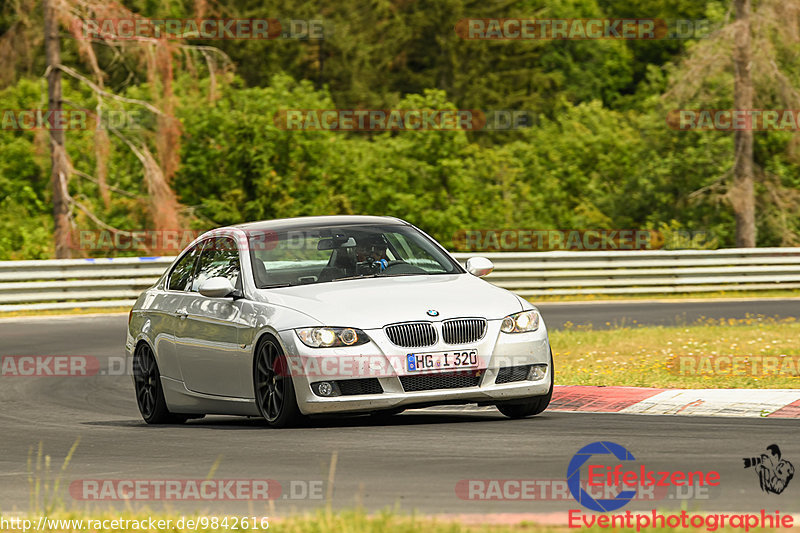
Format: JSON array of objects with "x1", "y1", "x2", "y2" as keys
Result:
[
  {"x1": 664, "y1": 0, "x2": 800, "y2": 247},
  {"x1": 43, "y1": 0, "x2": 70, "y2": 258},
  {"x1": 4, "y1": 0, "x2": 232, "y2": 255},
  {"x1": 732, "y1": 0, "x2": 755, "y2": 247}
]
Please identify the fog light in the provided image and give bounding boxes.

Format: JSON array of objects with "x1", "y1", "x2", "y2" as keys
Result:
[
  {"x1": 312, "y1": 381, "x2": 340, "y2": 397},
  {"x1": 527, "y1": 364, "x2": 548, "y2": 381}
]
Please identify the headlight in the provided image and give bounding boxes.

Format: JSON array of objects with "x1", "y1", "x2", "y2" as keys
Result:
[
  {"x1": 500, "y1": 310, "x2": 540, "y2": 333},
  {"x1": 295, "y1": 327, "x2": 370, "y2": 348}
]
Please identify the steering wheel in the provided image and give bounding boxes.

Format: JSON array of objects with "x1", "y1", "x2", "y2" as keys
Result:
[{"x1": 380, "y1": 261, "x2": 426, "y2": 275}]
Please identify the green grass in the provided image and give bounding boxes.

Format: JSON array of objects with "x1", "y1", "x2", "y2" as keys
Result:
[
  {"x1": 551, "y1": 317, "x2": 800, "y2": 388},
  {"x1": 529, "y1": 289, "x2": 800, "y2": 302},
  {"x1": 242, "y1": 510, "x2": 545, "y2": 532},
  {"x1": 0, "y1": 307, "x2": 130, "y2": 319}
]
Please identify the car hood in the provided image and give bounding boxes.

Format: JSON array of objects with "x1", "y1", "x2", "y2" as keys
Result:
[{"x1": 255, "y1": 274, "x2": 524, "y2": 329}]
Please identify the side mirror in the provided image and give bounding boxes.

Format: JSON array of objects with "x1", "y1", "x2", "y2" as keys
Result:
[
  {"x1": 198, "y1": 276, "x2": 235, "y2": 298},
  {"x1": 466, "y1": 257, "x2": 494, "y2": 277}
]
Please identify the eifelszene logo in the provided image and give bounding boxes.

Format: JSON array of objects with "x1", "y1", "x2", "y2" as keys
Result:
[
  {"x1": 567, "y1": 441, "x2": 721, "y2": 512},
  {"x1": 568, "y1": 441, "x2": 637, "y2": 512},
  {"x1": 743, "y1": 444, "x2": 794, "y2": 495}
]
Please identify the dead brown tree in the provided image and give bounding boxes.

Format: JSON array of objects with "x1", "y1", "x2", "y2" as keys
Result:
[
  {"x1": 664, "y1": 0, "x2": 800, "y2": 247},
  {"x1": 732, "y1": 0, "x2": 755, "y2": 247},
  {"x1": 6, "y1": 0, "x2": 232, "y2": 256},
  {"x1": 43, "y1": 0, "x2": 71, "y2": 257}
]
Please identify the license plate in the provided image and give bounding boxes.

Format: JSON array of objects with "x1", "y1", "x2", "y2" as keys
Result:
[{"x1": 406, "y1": 350, "x2": 478, "y2": 372}]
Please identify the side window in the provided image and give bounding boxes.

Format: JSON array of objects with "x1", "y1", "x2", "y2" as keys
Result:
[
  {"x1": 167, "y1": 244, "x2": 200, "y2": 291},
  {"x1": 386, "y1": 232, "x2": 442, "y2": 272},
  {"x1": 191, "y1": 237, "x2": 241, "y2": 292}
]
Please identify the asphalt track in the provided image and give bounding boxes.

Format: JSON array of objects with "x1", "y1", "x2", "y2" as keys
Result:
[
  {"x1": 1, "y1": 299, "x2": 798, "y2": 517},
  {"x1": 538, "y1": 297, "x2": 800, "y2": 330}
]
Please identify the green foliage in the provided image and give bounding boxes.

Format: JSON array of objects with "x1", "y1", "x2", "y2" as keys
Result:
[
  {"x1": 655, "y1": 219, "x2": 719, "y2": 250},
  {"x1": 0, "y1": 79, "x2": 52, "y2": 259},
  {"x1": 1, "y1": 0, "x2": 799, "y2": 258}
]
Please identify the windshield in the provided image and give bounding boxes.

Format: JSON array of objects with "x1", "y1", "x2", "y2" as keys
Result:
[{"x1": 248, "y1": 224, "x2": 462, "y2": 288}]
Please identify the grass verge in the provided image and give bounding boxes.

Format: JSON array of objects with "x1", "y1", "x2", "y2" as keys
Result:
[
  {"x1": 0, "y1": 307, "x2": 131, "y2": 319},
  {"x1": 529, "y1": 289, "x2": 800, "y2": 302},
  {"x1": 551, "y1": 317, "x2": 800, "y2": 388}
]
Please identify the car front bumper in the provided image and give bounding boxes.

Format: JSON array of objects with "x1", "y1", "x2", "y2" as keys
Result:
[{"x1": 279, "y1": 318, "x2": 552, "y2": 415}]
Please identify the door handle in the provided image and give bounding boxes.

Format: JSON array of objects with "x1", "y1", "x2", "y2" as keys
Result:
[{"x1": 175, "y1": 308, "x2": 188, "y2": 319}]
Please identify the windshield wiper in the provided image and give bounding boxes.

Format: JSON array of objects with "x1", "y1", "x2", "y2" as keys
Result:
[
  {"x1": 259, "y1": 283, "x2": 292, "y2": 289},
  {"x1": 331, "y1": 272, "x2": 427, "y2": 282},
  {"x1": 330, "y1": 274, "x2": 380, "y2": 282}
]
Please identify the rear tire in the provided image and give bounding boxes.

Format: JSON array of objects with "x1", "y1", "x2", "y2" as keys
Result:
[
  {"x1": 253, "y1": 336, "x2": 304, "y2": 428},
  {"x1": 133, "y1": 342, "x2": 188, "y2": 424},
  {"x1": 496, "y1": 346, "x2": 554, "y2": 419}
]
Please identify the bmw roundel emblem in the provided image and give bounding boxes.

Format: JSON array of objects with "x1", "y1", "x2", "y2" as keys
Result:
[{"x1": 426, "y1": 309, "x2": 439, "y2": 317}]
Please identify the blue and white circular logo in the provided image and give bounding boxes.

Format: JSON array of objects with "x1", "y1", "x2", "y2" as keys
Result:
[
  {"x1": 567, "y1": 441, "x2": 637, "y2": 512},
  {"x1": 426, "y1": 309, "x2": 439, "y2": 317}
]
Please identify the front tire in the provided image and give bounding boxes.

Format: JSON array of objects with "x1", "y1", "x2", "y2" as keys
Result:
[
  {"x1": 253, "y1": 336, "x2": 304, "y2": 428},
  {"x1": 133, "y1": 342, "x2": 187, "y2": 424},
  {"x1": 496, "y1": 346, "x2": 554, "y2": 419}
]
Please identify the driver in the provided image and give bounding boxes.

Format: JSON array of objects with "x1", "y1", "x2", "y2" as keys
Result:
[{"x1": 355, "y1": 234, "x2": 389, "y2": 271}]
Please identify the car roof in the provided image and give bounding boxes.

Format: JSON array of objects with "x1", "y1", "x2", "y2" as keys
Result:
[{"x1": 231, "y1": 215, "x2": 409, "y2": 232}]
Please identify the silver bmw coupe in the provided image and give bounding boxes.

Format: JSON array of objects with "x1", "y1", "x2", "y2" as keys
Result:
[{"x1": 126, "y1": 216, "x2": 553, "y2": 427}]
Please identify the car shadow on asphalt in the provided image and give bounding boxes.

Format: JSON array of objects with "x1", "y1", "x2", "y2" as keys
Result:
[{"x1": 82, "y1": 411, "x2": 522, "y2": 430}]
